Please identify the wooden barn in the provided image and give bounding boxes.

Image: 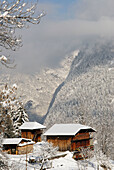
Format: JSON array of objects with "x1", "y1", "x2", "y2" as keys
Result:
[
  {"x1": 19, "y1": 122, "x2": 46, "y2": 142},
  {"x1": 44, "y1": 124, "x2": 96, "y2": 159},
  {"x1": 2, "y1": 138, "x2": 35, "y2": 155}
]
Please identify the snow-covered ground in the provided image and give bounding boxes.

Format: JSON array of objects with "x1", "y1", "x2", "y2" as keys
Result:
[{"x1": 7, "y1": 150, "x2": 114, "y2": 170}]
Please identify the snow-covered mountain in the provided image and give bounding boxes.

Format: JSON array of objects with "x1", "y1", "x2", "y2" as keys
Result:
[
  {"x1": 44, "y1": 43, "x2": 114, "y2": 128},
  {"x1": 0, "y1": 51, "x2": 77, "y2": 122}
]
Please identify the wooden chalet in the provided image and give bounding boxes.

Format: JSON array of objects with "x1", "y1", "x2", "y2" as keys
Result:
[
  {"x1": 19, "y1": 122, "x2": 46, "y2": 142},
  {"x1": 2, "y1": 138, "x2": 35, "y2": 155},
  {"x1": 44, "y1": 124, "x2": 96, "y2": 159}
]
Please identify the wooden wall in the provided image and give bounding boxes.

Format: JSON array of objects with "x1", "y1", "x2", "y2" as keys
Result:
[
  {"x1": 47, "y1": 132, "x2": 92, "y2": 151},
  {"x1": 71, "y1": 132, "x2": 90, "y2": 151},
  {"x1": 47, "y1": 136, "x2": 72, "y2": 151},
  {"x1": 21, "y1": 129, "x2": 42, "y2": 142},
  {"x1": 72, "y1": 132, "x2": 90, "y2": 141},
  {"x1": 17, "y1": 144, "x2": 33, "y2": 155},
  {"x1": 3, "y1": 144, "x2": 33, "y2": 155}
]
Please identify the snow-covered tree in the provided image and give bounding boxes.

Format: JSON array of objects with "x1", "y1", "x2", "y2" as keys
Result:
[
  {"x1": 33, "y1": 142, "x2": 58, "y2": 170},
  {"x1": 0, "y1": 84, "x2": 29, "y2": 137},
  {"x1": 0, "y1": 84, "x2": 17, "y2": 138},
  {"x1": 94, "y1": 110, "x2": 114, "y2": 159},
  {"x1": 0, "y1": 130, "x2": 9, "y2": 170},
  {"x1": 0, "y1": 83, "x2": 17, "y2": 126},
  {"x1": 0, "y1": 152, "x2": 9, "y2": 170},
  {"x1": 0, "y1": 0, "x2": 45, "y2": 67},
  {"x1": 4, "y1": 114, "x2": 15, "y2": 138},
  {"x1": 13, "y1": 103, "x2": 29, "y2": 137}
]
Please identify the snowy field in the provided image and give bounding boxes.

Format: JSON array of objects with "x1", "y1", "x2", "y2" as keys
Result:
[{"x1": 7, "y1": 151, "x2": 114, "y2": 170}]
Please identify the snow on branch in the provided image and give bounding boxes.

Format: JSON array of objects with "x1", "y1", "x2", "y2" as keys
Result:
[
  {"x1": 0, "y1": 83, "x2": 18, "y2": 110},
  {"x1": 0, "y1": 53, "x2": 16, "y2": 68},
  {"x1": 0, "y1": 0, "x2": 45, "y2": 28},
  {"x1": 0, "y1": 0, "x2": 45, "y2": 67}
]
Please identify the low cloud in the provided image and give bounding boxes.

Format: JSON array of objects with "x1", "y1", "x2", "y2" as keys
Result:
[
  {"x1": 72, "y1": 0, "x2": 114, "y2": 20},
  {"x1": 7, "y1": 0, "x2": 114, "y2": 74}
]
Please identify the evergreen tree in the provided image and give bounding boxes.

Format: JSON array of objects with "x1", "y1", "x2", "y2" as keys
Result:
[
  {"x1": 0, "y1": 84, "x2": 29, "y2": 137},
  {"x1": 4, "y1": 114, "x2": 15, "y2": 138},
  {"x1": 0, "y1": 84, "x2": 17, "y2": 137},
  {"x1": 13, "y1": 104, "x2": 29, "y2": 137}
]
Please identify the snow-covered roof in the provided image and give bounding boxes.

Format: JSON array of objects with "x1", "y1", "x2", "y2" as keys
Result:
[
  {"x1": 43, "y1": 124, "x2": 96, "y2": 136},
  {"x1": 19, "y1": 122, "x2": 46, "y2": 130},
  {"x1": 2, "y1": 138, "x2": 33, "y2": 145},
  {"x1": 18, "y1": 141, "x2": 35, "y2": 147}
]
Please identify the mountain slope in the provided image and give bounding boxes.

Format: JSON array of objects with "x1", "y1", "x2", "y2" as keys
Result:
[
  {"x1": 44, "y1": 44, "x2": 114, "y2": 128},
  {"x1": 0, "y1": 51, "x2": 77, "y2": 122}
]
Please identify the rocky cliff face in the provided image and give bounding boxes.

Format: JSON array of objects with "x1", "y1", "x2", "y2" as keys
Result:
[{"x1": 44, "y1": 43, "x2": 114, "y2": 128}]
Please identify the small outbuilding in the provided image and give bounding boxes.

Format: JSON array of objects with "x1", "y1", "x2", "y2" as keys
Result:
[
  {"x1": 44, "y1": 124, "x2": 96, "y2": 156},
  {"x1": 20, "y1": 122, "x2": 46, "y2": 142},
  {"x1": 2, "y1": 138, "x2": 35, "y2": 155}
]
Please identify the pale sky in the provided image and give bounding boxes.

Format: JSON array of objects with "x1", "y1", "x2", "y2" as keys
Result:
[{"x1": 4, "y1": 0, "x2": 114, "y2": 74}]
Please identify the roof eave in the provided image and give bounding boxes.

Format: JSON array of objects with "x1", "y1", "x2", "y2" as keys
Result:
[{"x1": 20, "y1": 127, "x2": 46, "y2": 130}]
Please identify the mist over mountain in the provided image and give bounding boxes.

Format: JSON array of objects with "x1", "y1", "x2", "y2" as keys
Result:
[
  {"x1": 44, "y1": 43, "x2": 114, "y2": 128},
  {"x1": 0, "y1": 52, "x2": 76, "y2": 122}
]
